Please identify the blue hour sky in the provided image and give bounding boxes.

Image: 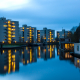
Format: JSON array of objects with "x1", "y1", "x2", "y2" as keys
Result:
[{"x1": 0, "y1": 0, "x2": 80, "y2": 32}]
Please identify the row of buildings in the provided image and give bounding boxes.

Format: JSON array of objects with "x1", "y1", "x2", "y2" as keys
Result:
[
  {"x1": 0, "y1": 17, "x2": 55, "y2": 44},
  {"x1": 0, "y1": 17, "x2": 78, "y2": 44}
]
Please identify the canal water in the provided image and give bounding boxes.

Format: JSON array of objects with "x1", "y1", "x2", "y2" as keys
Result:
[{"x1": 0, "y1": 45, "x2": 80, "y2": 80}]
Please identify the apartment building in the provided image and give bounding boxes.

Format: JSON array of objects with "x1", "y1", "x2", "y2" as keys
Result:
[
  {"x1": 57, "y1": 29, "x2": 71, "y2": 39},
  {"x1": 0, "y1": 17, "x2": 19, "y2": 44},
  {"x1": 37, "y1": 28, "x2": 55, "y2": 43},
  {"x1": 20, "y1": 25, "x2": 36, "y2": 43}
]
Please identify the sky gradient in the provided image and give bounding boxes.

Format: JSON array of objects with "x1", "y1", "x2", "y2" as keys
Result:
[{"x1": 0, "y1": 0, "x2": 80, "y2": 32}]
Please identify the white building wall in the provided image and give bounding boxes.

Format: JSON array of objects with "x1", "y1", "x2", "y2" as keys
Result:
[{"x1": 74, "y1": 43, "x2": 80, "y2": 54}]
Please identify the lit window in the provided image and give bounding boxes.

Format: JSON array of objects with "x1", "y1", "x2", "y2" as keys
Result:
[
  {"x1": 12, "y1": 35, "x2": 15, "y2": 37},
  {"x1": 8, "y1": 31, "x2": 11, "y2": 34},
  {"x1": 8, "y1": 35, "x2": 11, "y2": 37},
  {"x1": 3, "y1": 50, "x2": 5, "y2": 53},
  {"x1": 8, "y1": 21, "x2": 10, "y2": 23},
  {"x1": 2, "y1": 41, "x2": 4, "y2": 43},
  {"x1": 12, "y1": 55, "x2": 15, "y2": 58},
  {"x1": 13, "y1": 32, "x2": 15, "y2": 34},
  {"x1": 4, "y1": 66, "x2": 7, "y2": 70},
  {"x1": 8, "y1": 28, "x2": 11, "y2": 30},
  {"x1": 12, "y1": 22, "x2": 15, "y2": 24},
  {"x1": 12, "y1": 26, "x2": 15, "y2": 27},
  {"x1": 8, "y1": 38, "x2": 11, "y2": 40},
  {"x1": 3, "y1": 25, "x2": 7, "y2": 27},
  {"x1": 12, "y1": 29, "x2": 15, "y2": 31}
]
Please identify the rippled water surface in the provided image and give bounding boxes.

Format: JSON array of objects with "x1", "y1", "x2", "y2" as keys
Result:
[{"x1": 0, "y1": 45, "x2": 80, "y2": 80}]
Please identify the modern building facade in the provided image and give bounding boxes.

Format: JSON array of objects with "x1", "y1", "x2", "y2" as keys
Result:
[
  {"x1": 57, "y1": 29, "x2": 71, "y2": 39},
  {"x1": 0, "y1": 17, "x2": 19, "y2": 44},
  {"x1": 37, "y1": 28, "x2": 55, "y2": 43},
  {"x1": 20, "y1": 25, "x2": 36, "y2": 43}
]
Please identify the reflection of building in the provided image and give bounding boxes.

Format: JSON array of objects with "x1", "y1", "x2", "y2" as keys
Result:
[
  {"x1": 0, "y1": 17, "x2": 19, "y2": 44},
  {"x1": 20, "y1": 47, "x2": 37, "y2": 65},
  {"x1": 37, "y1": 28, "x2": 55, "y2": 43},
  {"x1": 60, "y1": 42, "x2": 74, "y2": 51},
  {"x1": 56, "y1": 45, "x2": 60, "y2": 55},
  {"x1": 20, "y1": 25, "x2": 36, "y2": 43},
  {"x1": 74, "y1": 57, "x2": 80, "y2": 68},
  {"x1": 37, "y1": 45, "x2": 55, "y2": 60},
  {"x1": 0, "y1": 49, "x2": 19, "y2": 74},
  {"x1": 59, "y1": 50, "x2": 73, "y2": 60},
  {"x1": 57, "y1": 29, "x2": 71, "y2": 39}
]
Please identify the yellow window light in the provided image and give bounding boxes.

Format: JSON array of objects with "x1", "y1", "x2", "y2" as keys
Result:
[
  {"x1": 29, "y1": 30, "x2": 32, "y2": 31},
  {"x1": 38, "y1": 30, "x2": 40, "y2": 32},
  {"x1": 22, "y1": 51, "x2": 24, "y2": 54},
  {"x1": 23, "y1": 27, "x2": 24, "y2": 29},
  {"x1": 12, "y1": 35, "x2": 15, "y2": 37},
  {"x1": 3, "y1": 50, "x2": 5, "y2": 53},
  {"x1": 8, "y1": 35, "x2": 11, "y2": 37},
  {"x1": 8, "y1": 21, "x2": 10, "y2": 23},
  {"x1": 3, "y1": 25, "x2": 7, "y2": 27},
  {"x1": 15, "y1": 50, "x2": 16, "y2": 53},
  {"x1": 26, "y1": 41, "x2": 28, "y2": 43},
  {"x1": 8, "y1": 31, "x2": 11, "y2": 34},
  {"x1": 27, "y1": 60, "x2": 29, "y2": 64},
  {"x1": 12, "y1": 26, "x2": 15, "y2": 27},
  {"x1": 8, "y1": 38, "x2": 11, "y2": 40},
  {"x1": 2, "y1": 41, "x2": 4, "y2": 43},
  {"x1": 12, "y1": 32, "x2": 15, "y2": 34},
  {"x1": 8, "y1": 24, "x2": 11, "y2": 27},
  {"x1": 12, "y1": 29, "x2": 15, "y2": 31},
  {"x1": 22, "y1": 37, "x2": 24, "y2": 38},
  {"x1": 8, "y1": 28, "x2": 11, "y2": 30},
  {"x1": 15, "y1": 41, "x2": 16, "y2": 43},
  {"x1": 12, "y1": 55, "x2": 15, "y2": 58},
  {"x1": 12, "y1": 22, "x2": 15, "y2": 24},
  {"x1": 4, "y1": 65, "x2": 7, "y2": 70}
]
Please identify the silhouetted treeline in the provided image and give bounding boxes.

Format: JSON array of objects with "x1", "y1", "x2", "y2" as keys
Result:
[{"x1": 68, "y1": 25, "x2": 80, "y2": 42}]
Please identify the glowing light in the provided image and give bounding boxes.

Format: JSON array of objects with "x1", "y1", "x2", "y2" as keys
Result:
[
  {"x1": 3, "y1": 50, "x2": 5, "y2": 53},
  {"x1": 3, "y1": 25, "x2": 7, "y2": 27},
  {"x1": 2, "y1": 41, "x2": 4, "y2": 43},
  {"x1": 15, "y1": 49, "x2": 16, "y2": 53},
  {"x1": 77, "y1": 60, "x2": 79, "y2": 63},
  {"x1": 30, "y1": 49, "x2": 32, "y2": 63},
  {"x1": 4, "y1": 65, "x2": 7, "y2": 70},
  {"x1": 12, "y1": 55, "x2": 15, "y2": 58},
  {"x1": 8, "y1": 50, "x2": 11, "y2": 73},
  {"x1": 14, "y1": 41, "x2": 16, "y2": 44},
  {"x1": 27, "y1": 60, "x2": 29, "y2": 64}
]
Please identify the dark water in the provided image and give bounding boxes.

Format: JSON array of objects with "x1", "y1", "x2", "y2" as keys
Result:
[{"x1": 0, "y1": 45, "x2": 80, "y2": 80}]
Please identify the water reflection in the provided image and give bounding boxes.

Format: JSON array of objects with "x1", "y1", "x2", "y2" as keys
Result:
[
  {"x1": 1, "y1": 45, "x2": 80, "y2": 76},
  {"x1": 74, "y1": 57, "x2": 80, "y2": 68},
  {"x1": 20, "y1": 47, "x2": 37, "y2": 65},
  {"x1": 0, "y1": 45, "x2": 55, "y2": 75},
  {"x1": 0, "y1": 49, "x2": 19, "y2": 74},
  {"x1": 37, "y1": 45, "x2": 55, "y2": 60}
]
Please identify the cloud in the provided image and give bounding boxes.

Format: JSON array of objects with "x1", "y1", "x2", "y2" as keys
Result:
[
  {"x1": 0, "y1": 0, "x2": 80, "y2": 31},
  {"x1": 0, "y1": 0, "x2": 30, "y2": 10}
]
